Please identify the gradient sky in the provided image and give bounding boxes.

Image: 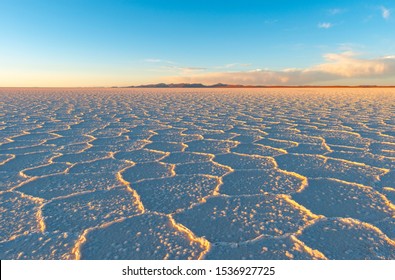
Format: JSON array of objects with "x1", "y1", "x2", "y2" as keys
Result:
[{"x1": 1, "y1": 0, "x2": 394, "y2": 86}]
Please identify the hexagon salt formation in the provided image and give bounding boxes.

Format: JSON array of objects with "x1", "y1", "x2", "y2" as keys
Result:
[
  {"x1": 297, "y1": 218, "x2": 395, "y2": 259},
  {"x1": 292, "y1": 178, "x2": 395, "y2": 223},
  {"x1": 132, "y1": 175, "x2": 218, "y2": 213},
  {"x1": 42, "y1": 188, "x2": 143, "y2": 233},
  {"x1": 220, "y1": 169, "x2": 306, "y2": 195},
  {"x1": 79, "y1": 213, "x2": 207, "y2": 260},
  {"x1": 0, "y1": 232, "x2": 77, "y2": 260},
  {"x1": 16, "y1": 172, "x2": 125, "y2": 200},
  {"x1": 0, "y1": 192, "x2": 41, "y2": 242},
  {"x1": 173, "y1": 195, "x2": 318, "y2": 243},
  {"x1": 205, "y1": 236, "x2": 326, "y2": 260}
]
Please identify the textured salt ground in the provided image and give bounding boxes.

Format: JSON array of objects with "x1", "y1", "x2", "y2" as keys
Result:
[
  {"x1": 0, "y1": 192, "x2": 41, "y2": 242},
  {"x1": 132, "y1": 175, "x2": 218, "y2": 213},
  {"x1": 0, "y1": 172, "x2": 30, "y2": 192},
  {"x1": 53, "y1": 151, "x2": 110, "y2": 164},
  {"x1": 0, "y1": 152, "x2": 54, "y2": 172},
  {"x1": 144, "y1": 141, "x2": 186, "y2": 152},
  {"x1": 292, "y1": 179, "x2": 395, "y2": 223},
  {"x1": 219, "y1": 169, "x2": 306, "y2": 195},
  {"x1": 205, "y1": 236, "x2": 326, "y2": 260},
  {"x1": 0, "y1": 232, "x2": 77, "y2": 260},
  {"x1": 173, "y1": 195, "x2": 317, "y2": 243},
  {"x1": 297, "y1": 218, "x2": 395, "y2": 259},
  {"x1": 175, "y1": 161, "x2": 231, "y2": 177},
  {"x1": 231, "y1": 143, "x2": 286, "y2": 157},
  {"x1": 121, "y1": 162, "x2": 174, "y2": 183},
  {"x1": 68, "y1": 158, "x2": 131, "y2": 174},
  {"x1": 79, "y1": 214, "x2": 206, "y2": 260},
  {"x1": 161, "y1": 152, "x2": 213, "y2": 164},
  {"x1": 22, "y1": 163, "x2": 70, "y2": 177},
  {"x1": 42, "y1": 188, "x2": 143, "y2": 233},
  {"x1": 213, "y1": 153, "x2": 276, "y2": 170},
  {"x1": 186, "y1": 139, "x2": 239, "y2": 154},
  {"x1": 275, "y1": 154, "x2": 387, "y2": 186},
  {"x1": 16, "y1": 172, "x2": 124, "y2": 200},
  {"x1": 114, "y1": 149, "x2": 167, "y2": 163},
  {"x1": 1, "y1": 88, "x2": 394, "y2": 260}
]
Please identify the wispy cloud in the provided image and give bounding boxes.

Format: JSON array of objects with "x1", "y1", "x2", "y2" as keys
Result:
[
  {"x1": 164, "y1": 53, "x2": 395, "y2": 85},
  {"x1": 318, "y1": 22, "x2": 333, "y2": 29},
  {"x1": 327, "y1": 8, "x2": 346, "y2": 15},
  {"x1": 144, "y1": 58, "x2": 206, "y2": 74},
  {"x1": 144, "y1": 58, "x2": 176, "y2": 64},
  {"x1": 214, "y1": 63, "x2": 252, "y2": 69},
  {"x1": 381, "y1": 6, "x2": 390, "y2": 20}
]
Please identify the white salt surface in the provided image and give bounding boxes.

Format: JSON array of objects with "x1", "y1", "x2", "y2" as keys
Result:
[{"x1": 0, "y1": 88, "x2": 394, "y2": 259}]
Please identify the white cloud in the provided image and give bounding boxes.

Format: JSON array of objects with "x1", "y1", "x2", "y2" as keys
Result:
[
  {"x1": 318, "y1": 22, "x2": 333, "y2": 29},
  {"x1": 164, "y1": 53, "x2": 395, "y2": 85},
  {"x1": 381, "y1": 6, "x2": 390, "y2": 20}
]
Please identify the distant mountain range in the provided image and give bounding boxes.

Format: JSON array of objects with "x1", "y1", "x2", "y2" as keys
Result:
[
  {"x1": 117, "y1": 83, "x2": 394, "y2": 88},
  {"x1": 122, "y1": 83, "x2": 235, "y2": 88}
]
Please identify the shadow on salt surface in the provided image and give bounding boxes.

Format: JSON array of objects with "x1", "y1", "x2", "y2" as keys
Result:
[
  {"x1": 132, "y1": 175, "x2": 218, "y2": 214},
  {"x1": 0, "y1": 192, "x2": 40, "y2": 242},
  {"x1": 0, "y1": 232, "x2": 77, "y2": 260},
  {"x1": 80, "y1": 213, "x2": 205, "y2": 260},
  {"x1": 205, "y1": 236, "x2": 326, "y2": 260},
  {"x1": 173, "y1": 195, "x2": 317, "y2": 243},
  {"x1": 292, "y1": 178, "x2": 395, "y2": 223},
  {"x1": 219, "y1": 169, "x2": 305, "y2": 195},
  {"x1": 16, "y1": 173, "x2": 124, "y2": 200},
  {"x1": 297, "y1": 218, "x2": 395, "y2": 259},
  {"x1": 42, "y1": 188, "x2": 142, "y2": 233},
  {"x1": 121, "y1": 162, "x2": 174, "y2": 183}
]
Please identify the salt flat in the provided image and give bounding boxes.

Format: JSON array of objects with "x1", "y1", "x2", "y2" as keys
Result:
[{"x1": 0, "y1": 88, "x2": 394, "y2": 260}]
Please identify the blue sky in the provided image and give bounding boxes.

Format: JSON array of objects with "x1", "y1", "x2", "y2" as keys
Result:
[{"x1": 1, "y1": 0, "x2": 394, "y2": 86}]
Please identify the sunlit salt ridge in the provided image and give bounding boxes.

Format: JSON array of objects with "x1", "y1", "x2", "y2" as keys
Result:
[{"x1": 0, "y1": 88, "x2": 394, "y2": 260}]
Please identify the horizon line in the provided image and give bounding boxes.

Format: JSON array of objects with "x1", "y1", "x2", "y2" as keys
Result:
[{"x1": 1, "y1": 85, "x2": 395, "y2": 89}]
